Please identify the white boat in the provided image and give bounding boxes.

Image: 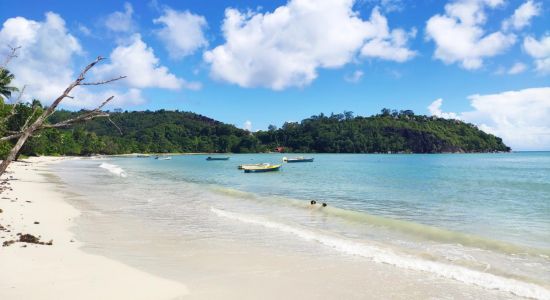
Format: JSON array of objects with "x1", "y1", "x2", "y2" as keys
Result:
[{"x1": 155, "y1": 156, "x2": 172, "y2": 160}]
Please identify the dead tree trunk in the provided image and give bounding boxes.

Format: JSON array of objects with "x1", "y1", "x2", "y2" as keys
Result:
[{"x1": 0, "y1": 56, "x2": 125, "y2": 176}]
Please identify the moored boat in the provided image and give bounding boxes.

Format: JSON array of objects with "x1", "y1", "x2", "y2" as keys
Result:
[
  {"x1": 243, "y1": 164, "x2": 282, "y2": 173},
  {"x1": 282, "y1": 156, "x2": 314, "y2": 163},
  {"x1": 206, "y1": 156, "x2": 230, "y2": 161},
  {"x1": 238, "y1": 163, "x2": 269, "y2": 170},
  {"x1": 155, "y1": 156, "x2": 172, "y2": 160}
]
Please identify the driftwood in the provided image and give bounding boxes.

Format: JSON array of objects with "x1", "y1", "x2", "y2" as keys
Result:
[{"x1": 0, "y1": 56, "x2": 126, "y2": 176}]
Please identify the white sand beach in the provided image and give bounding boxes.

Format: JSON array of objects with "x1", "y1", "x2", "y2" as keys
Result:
[
  {"x1": 0, "y1": 157, "x2": 188, "y2": 300},
  {"x1": 0, "y1": 157, "x2": 535, "y2": 300}
]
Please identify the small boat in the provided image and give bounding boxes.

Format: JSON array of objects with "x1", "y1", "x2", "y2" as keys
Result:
[
  {"x1": 282, "y1": 156, "x2": 314, "y2": 163},
  {"x1": 238, "y1": 163, "x2": 269, "y2": 170},
  {"x1": 136, "y1": 154, "x2": 151, "y2": 158},
  {"x1": 155, "y1": 156, "x2": 172, "y2": 160},
  {"x1": 206, "y1": 156, "x2": 230, "y2": 161},
  {"x1": 243, "y1": 164, "x2": 282, "y2": 173}
]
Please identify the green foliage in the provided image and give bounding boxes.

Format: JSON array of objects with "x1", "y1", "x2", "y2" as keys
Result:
[
  {"x1": 255, "y1": 109, "x2": 510, "y2": 153},
  {"x1": 0, "y1": 68, "x2": 18, "y2": 100},
  {"x1": 2, "y1": 102, "x2": 510, "y2": 157}
]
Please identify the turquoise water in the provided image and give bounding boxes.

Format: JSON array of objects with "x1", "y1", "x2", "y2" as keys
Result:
[
  {"x1": 55, "y1": 152, "x2": 550, "y2": 299},
  {"x1": 111, "y1": 152, "x2": 549, "y2": 249}
]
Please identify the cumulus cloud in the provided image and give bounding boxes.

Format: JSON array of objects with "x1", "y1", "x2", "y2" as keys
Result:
[
  {"x1": 428, "y1": 87, "x2": 550, "y2": 150},
  {"x1": 153, "y1": 8, "x2": 208, "y2": 59},
  {"x1": 104, "y1": 2, "x2": 135, "y2": 33},
  {"x1": 359, "y1": 8, "x2": 416, "y2": 62},
  {"x1": 0, "y1": 12, "x2": 82, "y2": 103},
  {"x1": 427, "y1": 98, "x2": 461, "y2": 119},
  {"x1": 426, "y1": 0, "x2": 516, "y2": 70},
  {"x1": 93, "y1": 34, "x2": 200, "y2": 90},
  {"x1": 523, "y1": 34, "x2": 550, "y2": 74},
  {"x1": 66, "y1": 87, "x2": 145, "y2": 109},
  {"x1": 502, "y1": 0, "x2": 541, "y2": 31},
  {"x1": 204, "y1": 0, "x2": 415, "y2": 90}
]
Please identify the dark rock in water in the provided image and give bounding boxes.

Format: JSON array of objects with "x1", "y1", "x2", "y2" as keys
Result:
[
  {"x1": 0, "y1": 208, "x2": 3, "y2": 213},
  {"x1": 33, "y1": 221, "x2": 39, "y2": 224}
]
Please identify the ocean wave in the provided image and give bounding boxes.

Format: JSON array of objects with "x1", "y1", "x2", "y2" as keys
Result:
[
  {"x1": 99, "y1": 162, "x2": 127, "y2": 178},
  {"x1": 211, "y1": 207, "x2": 550, "y2": 300},
  {"x1": 208, "y1": 185, "x2": 549, "y2": 257}
]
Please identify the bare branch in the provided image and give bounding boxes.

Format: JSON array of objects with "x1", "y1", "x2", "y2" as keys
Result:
[
  {"x1": 1, "y1": 45, "x2": 21, "y2": 69},
  {"x1": 108, "y1": 117, "x2": 123, "y2": 135},
  {"x1": 80, "y1": 76, "x2": 126, "y2": 86},
  {"x1": 43, "y1": 96, "x2": 115, "y2": 129},
  {"x1": 42, "y1": 56, "x2": 105, "y2": 120},
  {"x1": 0, "y1": 132, "x2": 22, "y2": 141},
  {"x1": 1, "y1": 55, "x2": 126, "y2": 176},
  {"x1": 21, "y1": 107, "x2": 39, "y2": 130}
]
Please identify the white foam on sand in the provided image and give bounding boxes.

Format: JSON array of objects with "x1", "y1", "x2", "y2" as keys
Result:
[
  {"x1": 211, "y1": 207, "x2": 550, "y2": 300},
  {"x1": 99, "y1": 162, "x2": 127, "y2": 177}
]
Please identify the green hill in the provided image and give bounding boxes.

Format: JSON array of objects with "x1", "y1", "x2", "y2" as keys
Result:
[{"x1": 2, "y1": 105, "x2": 510, "y2": 157}]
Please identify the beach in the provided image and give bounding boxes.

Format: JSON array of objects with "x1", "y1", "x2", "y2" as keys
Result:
[
  {"x1": 0, "y1": 155, "x2": 548, "y2": 300},
  {"x1": 0, "y1": 157, "x2": 188, "y2": 300}
]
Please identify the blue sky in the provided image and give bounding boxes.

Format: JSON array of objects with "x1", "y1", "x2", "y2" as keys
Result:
[{"x1": 0, "y1": 0, "x2": 549, "y2": 149}]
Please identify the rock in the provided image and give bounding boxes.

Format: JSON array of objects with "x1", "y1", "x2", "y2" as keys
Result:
[{"x1": 33, "y1": 221, "x2": 39, "y2": 224}]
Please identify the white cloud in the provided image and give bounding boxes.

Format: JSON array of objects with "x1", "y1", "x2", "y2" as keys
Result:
[
  {"x1": 0, "y1": 12, "x2": 82, "y2": 103},
  {"x1": 426, "y1": 0, "x2": 516, "y2": 70},
  {"x1": 502, "y1": 0, "x2": 541, "y2": 31},
  {"x1": 153, "y1": 8, "x2": 208, "y2": 59},
  {"x1": 66, "y1": 87, "x2": 145, "y2": 109},
  {"x1": 523, "y1": 34, "x2": 550, "y2": 74},
  {"x1": 345, "y1": 70, "x2": 364, "y2": 83},
  {"x1": 105, "y1": 2, "x2": 135, "y2": 33},
  {"x1": 427, "y1": 98, "x2": 461, "y2": 119},
  {"x1": 93, "y1": 34, "x2": 199, "y2": 90},
  {"x1": 507, "y1": 62, "x2": 527, "y2": 74},
  {"x1": 243, "y1": 120, "x2": 252, "y2": 131},
  {"x1": 204, "y1": 0, "x2": 415, "y2": 90},
  {"x1": 359, "y1": 8, "x2": 416, "y2": 62},
  {"x1": 428, "y1": 87, "x2": 550, "y2": 150}
]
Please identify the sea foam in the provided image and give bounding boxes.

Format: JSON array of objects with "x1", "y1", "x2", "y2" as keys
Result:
[
  {"x1": 99, "y1": 163, "x2": 127, "y2": 178},
  {"x1": 211, "y1": 207, "x2": 550, "y2": 300}
]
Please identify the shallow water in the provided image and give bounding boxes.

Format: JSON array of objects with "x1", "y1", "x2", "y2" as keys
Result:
[{"x1": 54, "y1": 153, "x2": 550, "y2": 299}]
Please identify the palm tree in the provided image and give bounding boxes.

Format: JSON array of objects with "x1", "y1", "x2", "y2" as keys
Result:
[{"x1": 0, "y1": 68, "x2": 18, "y2": 100}]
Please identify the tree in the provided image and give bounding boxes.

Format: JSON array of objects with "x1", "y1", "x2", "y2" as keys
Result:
[
  {"x1": 0, "y1": 56, "x2": 125, "y2": 176},
  {"x1": 0, "y1": 68, "x2": 18, "y2": 100}
]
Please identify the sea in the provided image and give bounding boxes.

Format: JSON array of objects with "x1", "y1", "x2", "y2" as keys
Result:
[{"x1": 53, "y1": 152, "x2": 550, "y2": 299}]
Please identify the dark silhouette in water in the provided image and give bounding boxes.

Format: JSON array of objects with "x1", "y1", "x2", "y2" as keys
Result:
[
  {"x1": 310, "y1": 200, "x2": 317, "y2": 205},
  {"x1": 322, "y1": 203, "x2": 327, "y2": 207}
]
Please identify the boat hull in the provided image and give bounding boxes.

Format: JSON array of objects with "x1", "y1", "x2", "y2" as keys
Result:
[
  {"x1": 243, "y1": 164, "x2": 281, "y2": 173},
  {"x1": 206, "y1": 157, "x2": 230, "y2": 161},
  {"x1": 286, "y1": 158, "x2": 314, "y2": 163}
]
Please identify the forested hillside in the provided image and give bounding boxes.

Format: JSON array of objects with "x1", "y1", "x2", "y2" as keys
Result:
[{"x1": 0, "y1": 101, "x2": 510, "y2": 157}]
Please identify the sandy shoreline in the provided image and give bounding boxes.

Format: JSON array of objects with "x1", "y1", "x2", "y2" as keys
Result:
[
  {"x1": 0, "y1": 156, "x2": 536, "y2": 300},
  {"x1": 0, "y1": 157, "x2": 188, "y2": 300}
]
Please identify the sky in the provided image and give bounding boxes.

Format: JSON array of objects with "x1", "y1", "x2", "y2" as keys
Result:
[{"x1": 0, "y1": 0, "x2": 549, "y2": 150}]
